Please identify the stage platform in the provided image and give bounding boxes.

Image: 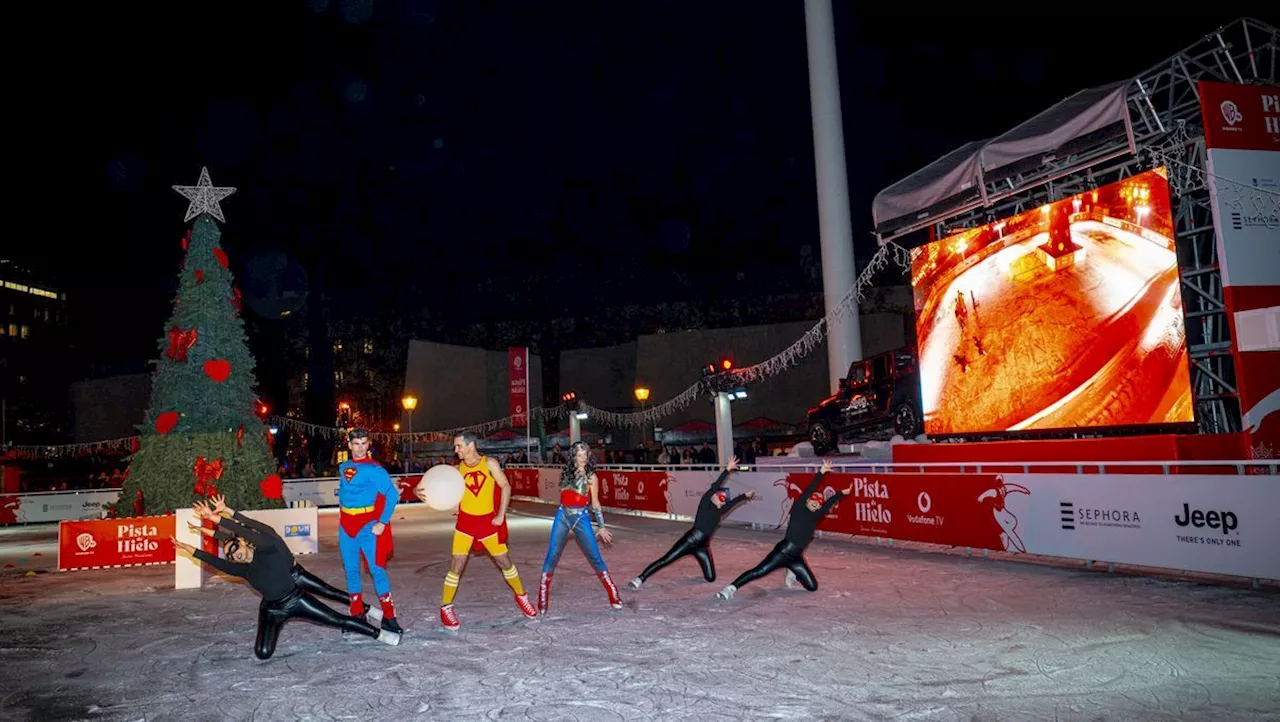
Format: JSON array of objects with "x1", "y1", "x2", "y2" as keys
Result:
[
  {"x1": 890, "y1": 432, "x2": 1255, "y2": 473},
  {"x1": 747, "y1": 432, "x2": 1257, "y2": 474}
]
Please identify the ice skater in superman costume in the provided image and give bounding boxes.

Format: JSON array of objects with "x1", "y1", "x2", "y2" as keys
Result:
[{"x1": 337, "y1": 428, "x2": 403, "y2": 634}]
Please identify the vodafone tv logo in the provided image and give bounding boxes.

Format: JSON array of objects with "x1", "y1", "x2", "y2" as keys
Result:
[
  {"x1": 917, "y1": 492, "x2": 932, "y2": 513},
  {"x1": 1220, "y1": 100, "x2": 1243, "y2": 129}
]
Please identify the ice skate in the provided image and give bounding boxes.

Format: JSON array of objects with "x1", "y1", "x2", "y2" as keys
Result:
[{"x1": 440, "y1": 604, "x2": 460, "y2": 631}]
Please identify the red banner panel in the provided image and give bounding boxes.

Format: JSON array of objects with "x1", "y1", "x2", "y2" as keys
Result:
[
  {"x1": 393, "y1": 475, "x2": 420, "y2": 504},
  {"x1": 58, "y1": 515, "x2": 177, "y2": 571},
  {"x1": 784, "y1": 473, "x2": 1016, "y2": 551},
  {"x1": 597, "y1": 470, "x2": 670, "y2": 514},
  {"x1": 508, "y1": 348, "x2": 528, "y2": 427},
  {"x1": 505, "y1": 467, "x2": 541, "y2": 497},
  {"x1": 1198, "y1": 81, "x2": 1280, "y2": 151}
]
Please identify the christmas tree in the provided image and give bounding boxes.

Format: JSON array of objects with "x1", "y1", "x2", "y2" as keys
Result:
[{"x1": 116, "y1": 168, "x2": 283, "y2": 517}]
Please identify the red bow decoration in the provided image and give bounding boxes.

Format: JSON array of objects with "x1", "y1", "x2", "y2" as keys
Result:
[
  {"x1": 236, "y1": 424, "x2": 245, "y2": 448},
  {"x1": 193, "y1": 456, "x2": 224, "y2": 497},
  {"x1": 195, "y1": 269, "x2": 205, "y2": 284},
  {"x1": 165, "y1": 326, "x2": 198, "y2": 362},
  {"x1": 181, "y1": 230, "x2": 190, "y2": 251}
]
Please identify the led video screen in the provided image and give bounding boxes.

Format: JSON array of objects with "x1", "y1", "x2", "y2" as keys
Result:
[{"x1": 910, "y1": 167, "x2": 1194, "y2": 436}]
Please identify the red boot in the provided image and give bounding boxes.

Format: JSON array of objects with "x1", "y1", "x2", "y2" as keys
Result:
[
  {"x1": 598, "y1": 570, "x2": 622, "y2": 609},
  {"x1": 537, "y1": 572, "x2": 552, "y2": 615}
]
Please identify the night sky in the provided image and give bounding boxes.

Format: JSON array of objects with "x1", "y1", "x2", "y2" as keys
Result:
[{"x1": 13, "y1": 2, "x2": 1248, "y2": 373}]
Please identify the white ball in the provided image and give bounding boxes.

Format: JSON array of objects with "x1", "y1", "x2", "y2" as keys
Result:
[{"x1": 415, "y1": 464, "x2": 465, "y2": 511}]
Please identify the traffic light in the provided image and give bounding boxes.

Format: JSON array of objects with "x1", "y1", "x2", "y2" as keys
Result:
[{"x1": 701, "y1": 358, "x2": 746, "y2": 398}]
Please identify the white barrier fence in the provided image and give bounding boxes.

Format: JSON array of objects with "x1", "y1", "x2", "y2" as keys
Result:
[
  {"x1": 174, "y1": 506, "x2": 320, "y2": 589},
  {"x1": 14, "y1": 460, "x2": 1280, "y2": 582},
  {"x1": 0, "y1": 489, "x2": 121, "y2": 524},
  {"x1": 498, "y1": 461, "x2": 1280, "y2": 583}
]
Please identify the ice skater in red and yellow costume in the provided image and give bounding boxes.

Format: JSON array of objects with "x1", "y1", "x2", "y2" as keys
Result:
[{"x1": 437, "y1": 432, "x2": 537, "y2": 630}]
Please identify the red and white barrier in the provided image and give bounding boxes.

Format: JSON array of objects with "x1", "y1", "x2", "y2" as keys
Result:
[{"x1": 506, "y1": 462, "x2": 1280, "y2": 581}]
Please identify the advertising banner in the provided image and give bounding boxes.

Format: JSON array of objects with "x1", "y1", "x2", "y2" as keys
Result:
[
  {"x1": 0, "y1": 490, "x2": 120, "y2": 525},
  {"x1": 505, "y1": 467, "x2": 542, "y2": 498},
  {"x1": 780, "y1": 472, "x2": 1013, "y2": 551},
  {"x1": 1199, "y1": 81, "x2": 1280, "y2": 453},
  {"x1": 596, "y1": 470, "x2": 672, "y2": 514},
  {"x1": 509, "y1": 347, "x2": 528, "y2": 427},
  {"x1": 240, "y1": 507, "x2": 321, "y2": 556},
  {"x1": 1003, "y1": 473, "x2": 1280, "y2": 580},
  {"x1": 282, "y1": 478, "x2": 340, "y2": 507},
  {"x1": 58, "y1": 515, "x2": 176, "y2": 571}
]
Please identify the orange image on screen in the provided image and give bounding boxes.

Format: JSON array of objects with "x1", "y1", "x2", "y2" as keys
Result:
[{"x1": 910, "y1": 167, "x2": 1195, "y2": 435}]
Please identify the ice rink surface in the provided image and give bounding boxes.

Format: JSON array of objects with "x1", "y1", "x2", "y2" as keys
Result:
[{"x1": 2, "y1": 502, "x2": 1277, "y2": 721}]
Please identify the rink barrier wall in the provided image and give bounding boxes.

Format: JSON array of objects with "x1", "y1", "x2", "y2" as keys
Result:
[{"x1": 24, "y1": 460, "x2": 1279, "y2": 584}]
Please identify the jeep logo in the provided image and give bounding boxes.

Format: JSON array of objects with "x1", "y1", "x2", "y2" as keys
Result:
[{"x1": 1173, "y1": 503, "x2": 1237, "y2": 535}]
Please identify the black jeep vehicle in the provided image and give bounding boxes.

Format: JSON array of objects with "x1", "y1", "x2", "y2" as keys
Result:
[{"x1": 806, "y1": 348, "x2": 923, "y2": 455}]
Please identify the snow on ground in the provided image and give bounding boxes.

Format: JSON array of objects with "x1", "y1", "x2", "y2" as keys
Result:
[{"x1": 1, "y1": 502, "x2": 1277, "y2": 721}]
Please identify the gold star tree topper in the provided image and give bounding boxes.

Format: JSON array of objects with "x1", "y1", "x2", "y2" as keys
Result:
[{"x1": 173, "y1": 167, "x2": 236, "y2": 223}]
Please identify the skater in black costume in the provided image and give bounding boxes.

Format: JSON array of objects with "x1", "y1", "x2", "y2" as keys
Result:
[
  {"x1": 715, "y1": 460, "x2": 851, "y2": 600},
  {"x1": 627, "y1": 455, "x2": 755, "y2": 589},
  {"x1": 173, "y1": 495, "x2": 400, "y2": 659}
]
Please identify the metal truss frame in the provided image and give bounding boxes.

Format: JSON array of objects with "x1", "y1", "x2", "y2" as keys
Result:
[{"x1": 867, "y1": 17, "x2": 1277, "y2": 435}]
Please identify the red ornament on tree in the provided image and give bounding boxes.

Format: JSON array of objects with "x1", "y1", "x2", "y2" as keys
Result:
[
  {"x1": 236, "y1": 423, "x2": 245, "y2": 448},
  {"x1": 193, "y1": 456, "x2": 224, "y2": 497},
  {"x1": 165, "y1": 326, "x2": 198, "y2": 362},
  {"x1": 204, "y1": 359, "x2": 232, "y2": 383},
  {"x1": 155, "y1": 411, "x2": 180, "y2": 435},
  {"x1": 259, "y1": 473, "x2": 284, "y2": 500},
  {"x1": 230, "y1": 286, "x2": 243, "y2": 313},
  {"x1": 195, "y1": 269, "x2": 205, "y2": 284},
  {"x1": 181, "y1": 230, "x2": 191, "y2": 251},
  {"x1": 213, "y1": 248, "x2": 229, "y2": 269}
]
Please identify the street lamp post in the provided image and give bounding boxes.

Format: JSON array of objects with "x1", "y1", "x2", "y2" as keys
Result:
[
  {"x1": 401, "y1": 394, "x2": 418, "y2": 471},
  {"x1": 634, "y1": 386, "x2": 650, "y2": 454}
]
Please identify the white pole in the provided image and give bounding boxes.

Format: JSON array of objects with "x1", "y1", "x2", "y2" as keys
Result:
[
  {"x1": 569, "y1": 412, "x2": 581, "y2": 445},
  {"x1": 173, "y1": 508, "x2": 204, "y2": 589},
  {"x1": 714, "y1": 392, "x2": 734, "y2": 466},
  {"x1": 805, "y1": 0, "x2": 862, "y2": 393}
]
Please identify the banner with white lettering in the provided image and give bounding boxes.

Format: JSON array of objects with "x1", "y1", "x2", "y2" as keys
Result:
[
  {"x1": 0, "y1": 490, "x2": 120, "y2": 525},
  {"x1": 1003, "y1": 473, "x2": 1280, "y2": 579},
  {"x1": 509, "y1": 347, "x2": 529, "y2": 427},
  {"x1": 58, "y1": 515, "x2": 176, "y2": 571},
  {"x1": 1198, "y1": 81, "x2": 1280, "y2": 454}
]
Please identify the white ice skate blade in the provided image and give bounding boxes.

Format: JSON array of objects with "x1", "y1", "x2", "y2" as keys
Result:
[
  {"x1": 377, "y1": 630, "x2": 401, "y2": 646},
  {"x1": 627, "y1": 577, "x2": 642, "y2": 590},
  {"x1": 366, "y1": 606, "x2": 383, "y2": 623}
]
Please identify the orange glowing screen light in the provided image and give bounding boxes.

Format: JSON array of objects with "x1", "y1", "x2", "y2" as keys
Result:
[{"x1": 907, "y1": 166, "x2": 1192, "y2": 436}]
